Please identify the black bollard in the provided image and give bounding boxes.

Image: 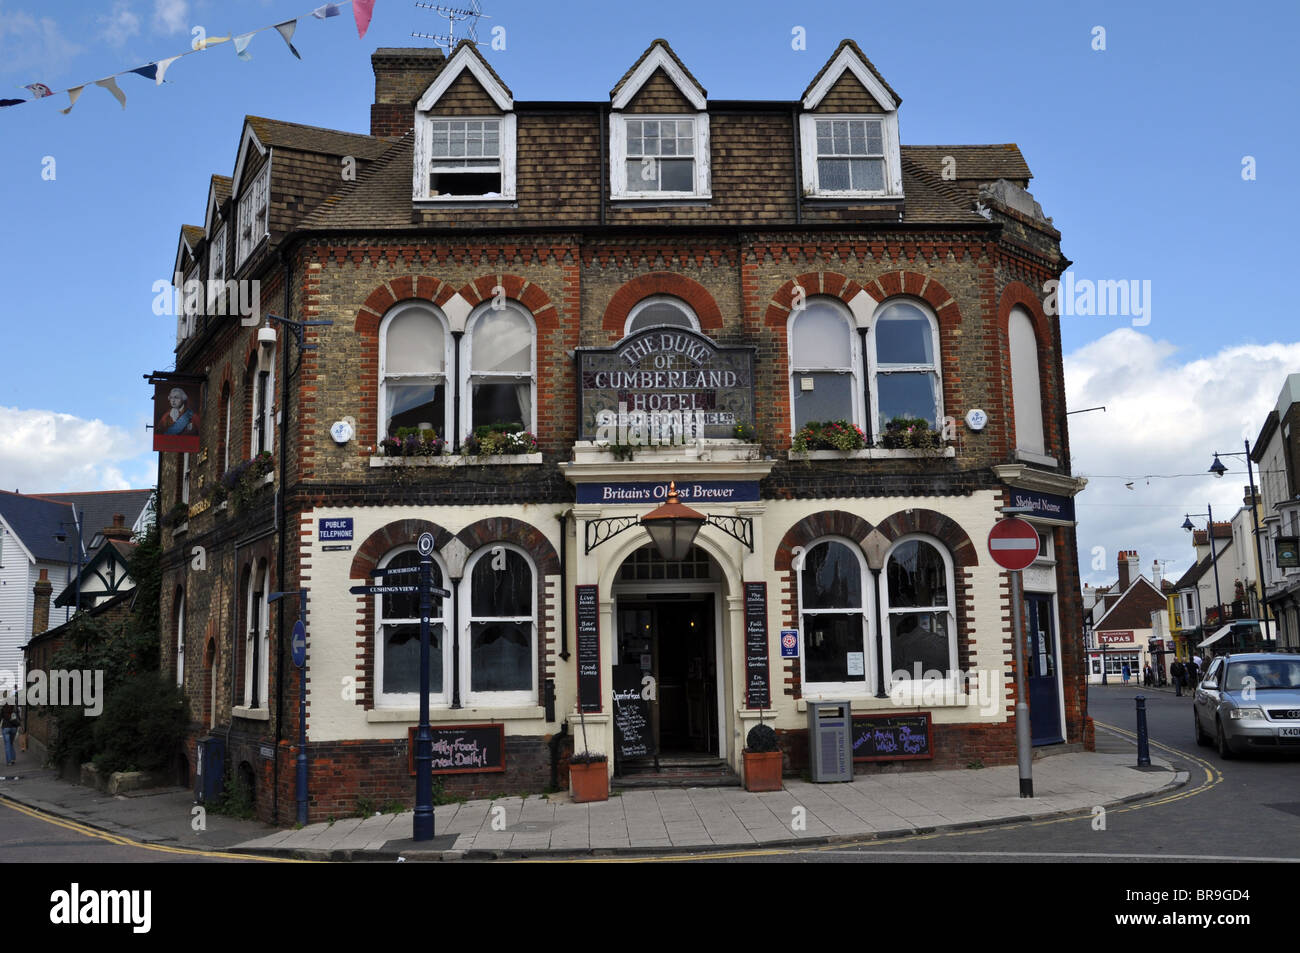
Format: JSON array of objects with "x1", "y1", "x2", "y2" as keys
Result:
[{"x1": 1135, "y1": 695, "x2": 1152, "y2": 767}]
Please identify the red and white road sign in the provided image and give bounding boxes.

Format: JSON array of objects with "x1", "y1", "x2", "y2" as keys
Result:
[{"x1": 987, "y1": 517, "x2": 1040, "y2": 571}]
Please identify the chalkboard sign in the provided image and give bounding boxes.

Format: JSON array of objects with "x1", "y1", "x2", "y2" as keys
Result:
[
  {"x1": 406, "y1": 724, "x2": 506, "y2": 775},
  {"x1": 575, "y1": 584, "x2": 602, "y2": 713},
  {"x1": 744, "y1": 581, "x2": 771, "y2": 709},
  {"x1": 612, "y1": 664, "x2": 654, "y2": 761},
  {"x1": 851, "y1": 713, "x2": 933, "y2": 762}
]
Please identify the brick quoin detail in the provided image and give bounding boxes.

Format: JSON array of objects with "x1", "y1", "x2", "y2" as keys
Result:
[{"x1": 602, "y1": 272, "x2": 724, "y2": 332}]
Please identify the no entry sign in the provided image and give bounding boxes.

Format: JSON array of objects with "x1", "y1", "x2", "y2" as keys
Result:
[{"x1": 988, "y1": 517, "x2": 1040, "y2": 571}]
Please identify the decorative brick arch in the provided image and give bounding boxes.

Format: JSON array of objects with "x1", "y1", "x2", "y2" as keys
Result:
[
  {"x1": 773, "y1": 510, "x2": 876, "y2": 571},
  {"x1": 874, "y1": 508, "x2": 979, "y2": 568},
  {"x1": 603, "y1": 272, "x2": 723, "y2": 333},
  {"x1": 861, "y1": 270, "x2": 963, "y2": 329},
  {"x1": 349, "y1": 519, "x2": 456, "y2": 579},
  {"x1": 999, "y1": 279, "x2": 1059, "y2": 460},
  {"x1": 998, "y1": 280, "x2": 1051, "y2": 342},
  {"x1": 458, "y1": 274, "x2": 559, "y2": 330},
  {"x1": 353, "y1": 276, "x2": 460, "y2": 335},
  {"x1": 456, "y1": 517, "x2": 560, "y2": 574},
  {"x1": 763, "y1": 271, "x2": 866, "y2": 327}
]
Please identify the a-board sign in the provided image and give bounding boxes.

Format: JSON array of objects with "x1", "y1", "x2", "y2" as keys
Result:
[
  {"x1": 744, "y1": 581, "x2": 771, "y2": 709},
  {"x1": 575, "y1": 584, "x2": 601, "y2": 713},
  {"x1": 851, "y1": 713, "x2": 933, "y2": 762},
  {"x1": 406, "y1": 724, "x2": 506, "y2": 776},
  {"x1": 612, "y1": 664, "x2": 653, "y2": 761}
]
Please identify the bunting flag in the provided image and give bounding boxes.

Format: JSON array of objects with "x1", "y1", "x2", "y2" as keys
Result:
[
  {"x1": 233, "y1": 33, "x2": 256, "y2": 61},
  {"x1": 6, "y1": 1, "x2": 364, "y2": 116},
  {"x1": 275, "y1": 20, "x2": 302, "y2": 59},
  {"x1": 353, "y1": 0, "x2": 375, "y2": 39},
  {"x1": 60, "y1": 86, "x2": 84, "y2": 114},
  {"x1": 95, "y1": 77, "x2": 127, "y2": 109}
]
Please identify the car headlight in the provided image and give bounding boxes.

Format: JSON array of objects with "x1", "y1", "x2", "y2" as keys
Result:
[{"x1": 1228, "y1": 707, "x2": 1265, "y2": 720}]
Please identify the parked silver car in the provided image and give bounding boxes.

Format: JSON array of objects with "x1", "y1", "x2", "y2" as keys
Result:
[{"x1": 1193, "y1": 653, "x2": 1300, "y2": 757}]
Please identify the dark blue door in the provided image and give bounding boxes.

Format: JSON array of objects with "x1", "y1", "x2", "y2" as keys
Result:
[{"x1": 1025, "y1": 594, "x2": 1064, "y2": 745}]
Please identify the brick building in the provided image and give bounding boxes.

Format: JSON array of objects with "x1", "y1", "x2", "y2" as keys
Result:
[{"x1": 156, "y1": 39, "x2": 1088, "y2": 823}]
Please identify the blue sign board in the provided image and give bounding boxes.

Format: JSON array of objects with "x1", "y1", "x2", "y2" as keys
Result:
[
  {"x1": 1006, "y1": 489, "x2": 1075, "y2": 523},
  {"x1": 780, "y1": 629, "x2": 799, "y2": 658},
  {"x1": 291, "y1": 620, "x2": 306, "y2": 668},
  {"x1": 576, "y1": 481, "x2": 760, "y2": 505},
  {"x1": 319, "y1": 517, "x2": 354, "y2": 541}
]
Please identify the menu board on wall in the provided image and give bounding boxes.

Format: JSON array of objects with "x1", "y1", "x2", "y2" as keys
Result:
[
  {"x1": 744, "y1": 581, "x2": 771, "y2": 709},
  {"x1": 851, "y1": 713, "x2": 933, "y2": 762},
  {"x1": 575, "y1": 584, "x2": 602, "y2": 713},
  {"x1": 406, "y1": 725, "x2": 506, "y2": 775}
]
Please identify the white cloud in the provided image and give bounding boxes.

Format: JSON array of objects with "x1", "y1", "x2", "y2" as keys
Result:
[
  {"x1": 152, "y1": 0, "x2": 188, "y2": 35},
  {"x1": 1065, "y1": 329, "x2": 1300, "y2": 588},
  {"x1": 0, "y1": 4, "x2": 83, "y2": 77},
  {"x1": 0, "y1": 406, "x2": 154, "y2": 494},
  {"x1": 99, "y1": 1, "x2": 141, "y2": 46}
]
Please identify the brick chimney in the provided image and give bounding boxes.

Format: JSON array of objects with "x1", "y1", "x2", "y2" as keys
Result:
[
  {"x1": 1244, "y1": 484, "x2": 1259, "y2": 507},
  {"x1": 33, "y1": 568, "x2": 52, "y2": 636},
  {"x1": 1117, "y1": 550, "x2": 1137, "y2": 591},
  {"x1": 101, "y1": 513, "x2": 133, "y2": 542},
  {"x1": 370, "y1": 48, "x2": 446, "y2": 138}
]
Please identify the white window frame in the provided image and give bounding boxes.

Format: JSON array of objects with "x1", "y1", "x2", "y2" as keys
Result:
[
  {"x1": 180, "y1": 453, "x2": 191, "y2": 505},
  {"x1": 175, "y1": 590, "x2": 185, "y2": 688},
  {"x1": 222, "y1": 389, "x2": 232, "y2": 474},
  {"x1": 880, "y1": 534, "x2": 958, "y2": 687},
  {"x1": 796, "y1": 537, "x2": 874, "y2": 697},
  {"x1": 379, "y1": 302, "x2": 453, "y2": 441},
  {"x1": 868, "y1": 298, "x2": 943, "y2": 435},
  {"x1": 610, "y1": 112, "x2": 711, "y2": 200},
  {"x1": 414, "y1": 114, "x2": 517, "y2": 203},
  {"x1": 375, "y1": 546, "x2": 452, "y2": 709},
  {"x1": 207, "y1": 224, "x2": 227, "y2": 312},
  {"x1": 799, "y1": 113, "x2": 902, "y2": 198},
  {"x1": 180, "y1": 263, "x2": 200, "y2": 341},
  {"x1": 787, "y1": 298, "x2": 863, "y2": 433},
  {"x1": 459, "y1": 544, "x2": 537, "y2": 707},
  {"x1": 624, "y1": 295, "x2": 699, "y2": 336},
  {"x1": 243, "y1": 564, "x2": 270, "y2": 709},
  {"x1": 236, "y1": 161, "x2": 270, "y2": 268},
  {"x1": 461, "y1": 300, "x2": 537, "y2": 438},
  {"x1": 251, "y1": 359, "x2": 275, "y2": 457}
]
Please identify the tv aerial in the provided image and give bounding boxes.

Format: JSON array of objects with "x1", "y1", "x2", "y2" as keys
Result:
[{"x1": 412, "y1": 2, "x2": 489, "y2": 54}]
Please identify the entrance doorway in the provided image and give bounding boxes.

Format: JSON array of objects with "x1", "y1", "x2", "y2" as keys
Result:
[
  {"x1": 617, "y1": 596, "x2": 718, "y2": 757},
  {"x1": 1024, "y1": 593, "x2": 1064, "y2": 745}
]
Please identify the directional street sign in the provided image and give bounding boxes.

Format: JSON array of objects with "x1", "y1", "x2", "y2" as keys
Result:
[
  {"x1": 291, "y1": 620, "x2": 307, "y2": 668},
  {"x1": 417, "y1": 532, "x2": 435, "y2": 555},
  {"x1": 350, "y1": 583, "x2": 451, "y2": 597},
  {"x1": 370, "y1": 565, "x2": 422, "y2": 576},
  {"x1": 987, "y1": 517, "x2": 1040, "y2": 571}
]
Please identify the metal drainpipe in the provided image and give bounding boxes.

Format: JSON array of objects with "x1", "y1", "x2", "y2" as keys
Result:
[
  {"x1": 871, "y1": 567, "x2": 887, "y2": 698},
  {"x1": 557, "y1": 510, "x2": 570, "y2": 660},
  {"x1": 452, "y1": 330, "x2": 464, "y2": 451},
  {"x1": 858, "y1": 327, "x2": 872, "y2": 444},
  {"x1": 272, "y1": 252, "x2": 291, "y2": 824},
  {"x1": 791, "y1": 104, "x2": 802, "y2": 225},
  {"x1": 450, "y1": 572, "x2": 462, "y2": 708},
  {"x1": 598, "y1": 104, "x2": 607, "y2": 226}
]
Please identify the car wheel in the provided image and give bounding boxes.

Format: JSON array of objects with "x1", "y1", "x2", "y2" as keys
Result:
[
  {"x1": 1215, "y1": 718, "x2": 1234, "y2": 760},
  {"x1": 1193, "y1": 709, "x2": 1209, "y2": 746}
]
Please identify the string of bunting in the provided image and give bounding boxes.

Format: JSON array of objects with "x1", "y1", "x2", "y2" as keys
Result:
[{"x1": 0, "y1": 0, "x2": 376, "y2": 114}]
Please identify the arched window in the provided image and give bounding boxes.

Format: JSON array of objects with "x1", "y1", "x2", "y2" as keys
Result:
[
  {"x1": 798, "y1": 539, "x2": 872, "y2": 691},
  {"x1": 460, "y1": 544, "x2": 536, "y2": 705},
  {"x1": 250, "y1": 341, "x2": 276, "y2": 457},
  {"x1": 243, "y1": 561, "x2": 270, "y2": 709},
  {"x1": 789, "y1": 299, "x2": 860, "y2": 431},
  {"x1": 624, "y1": 295, "x2": 699, "y2": 335},
  {"x1": 464, "y1": 302, "x2": 535, "y2": 435},
  {"x1": 379, "y1": 302, "x2": 451, "y2": 440},
  {"x1": 219, "y1": 382, "x2": 232, "y2": 474},
  {"x1": 870, "y1": 299, "x2": 941, "y2": 432},
  {"x1": 882, "y1": 537, "x2": 956, "y2": 681},
  {"x1": 376, "y1": 547, "x2": 449, "y2": 707},
  {"x1": 1008, "y1": 306, "x2": 1045, "y2": 455},
  {"x1": 175, "y1": 588, "x2": 186, "y2": 687}
]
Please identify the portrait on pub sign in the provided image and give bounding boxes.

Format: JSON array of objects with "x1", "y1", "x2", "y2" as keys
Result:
[{"x1": 152, "y1": 382, "x2": 201, "y2": 453}]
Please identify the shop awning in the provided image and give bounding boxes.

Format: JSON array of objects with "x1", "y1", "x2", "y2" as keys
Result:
[{"x1": 1198, "y1": 624, "x2": 1233, "y2": 649}]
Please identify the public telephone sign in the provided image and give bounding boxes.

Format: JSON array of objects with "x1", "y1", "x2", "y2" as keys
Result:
[{"x1": 987, "y1": 518, "x2": 1040, "y2": 571}]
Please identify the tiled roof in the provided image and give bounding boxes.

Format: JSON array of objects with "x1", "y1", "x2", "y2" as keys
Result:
[
  {"x1": 244, "y1": 116, "x2": 392, "y2": 158},
  {"x1": 903, "y1": 144, "x2": 1032, "y2": 183},
  {"x1": 212, "y1": 174, "x2": 231, "y2": 204},
  {"x1": 800, "y1": 38, "x2": 902, "y2": 109},
  {"x1": 610, "y1": 38, "x2": 707, "y2": 100},
  {"x1": 34, "y1": 489, "x2": 152, "y2": 549},
  {"x1": 899, "y1": 152, "x2": 989, "y2": 223},
  {"x1": 181, "y1": 225, "x2": 204, "y2": 248},
  {"x1": 1172, "y1": 554, "x2": 1212, "y2": 590},
  {"x1": 1093, "y1": 576, "x2": 1168, "y2": 631},
  {"x1": 0, "y1": 490, "x2": 77, "y2": 563}
]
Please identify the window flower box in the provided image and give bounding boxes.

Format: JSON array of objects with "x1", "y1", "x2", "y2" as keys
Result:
[
  {"x1": 463, "y1": 423, "x2": 539, "y2": 457},
  {"x1": 877, "y1": 416, "x2": 945, "y2": 452},
  {"x1": 791, "y1": 419, "x2": 867, "y2": 454}
]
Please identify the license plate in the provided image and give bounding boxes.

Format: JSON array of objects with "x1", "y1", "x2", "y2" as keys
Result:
[{"x1": 1281, "y1": 727, "x2": 1300, "y2": 738}]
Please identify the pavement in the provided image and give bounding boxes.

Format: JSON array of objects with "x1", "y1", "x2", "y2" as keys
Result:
[{"x1": 0, "y1": 736, "x2": 1188, "y2": 861}]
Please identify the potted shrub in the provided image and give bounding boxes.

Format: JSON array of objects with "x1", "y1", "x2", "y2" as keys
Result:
[
  {"x1": 568, "y1": 751, "x2": 609, "y2": 803},
  {"x1": 743, "y1": 723, "x2": 783, "y2": 792}
]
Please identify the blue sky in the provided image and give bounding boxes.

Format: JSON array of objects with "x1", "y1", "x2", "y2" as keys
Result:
[{"x1": 1, "y1": 0, "x2": 1297, "y2": 586}]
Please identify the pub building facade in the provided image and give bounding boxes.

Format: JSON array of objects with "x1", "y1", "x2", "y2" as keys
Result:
[{"x1": 156, "y1": 38, "x2": 1088, "y2": 822}]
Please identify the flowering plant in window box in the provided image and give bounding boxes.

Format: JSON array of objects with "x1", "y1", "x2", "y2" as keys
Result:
[
  {"x1": 733, "y1": 422, "x2": 757, "y2": 442},
  {"x1": 164, "y1": 502, "x2": 190, "y2": 529},
  {"x1": 381, "y1": 427, "x2": 447, "y2": 457},
  {"x1": 878, "y1": 417, "x2": 944, "y2": 451},
  {"x1": 224, "y1": 451, "x2": 275, "y2": 512},
  {"x1": 463, "y1": 422, "x2": 539, "y2": 456},
  {"x1": 791, "y1": 419, "x2": 867, "y2": 453}
]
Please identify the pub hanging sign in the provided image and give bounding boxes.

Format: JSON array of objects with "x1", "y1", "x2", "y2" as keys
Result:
[{"x1": 576, "y1": 328, "x2": 756, "y2": 441}]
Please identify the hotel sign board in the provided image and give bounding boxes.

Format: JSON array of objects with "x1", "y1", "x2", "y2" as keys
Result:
[
  {"x1": 576, "y1": 328, "x2": 756, "y2": 440},
  {"x1": 1006, "y1": 489, "x2": 1076, "y2": 524}
]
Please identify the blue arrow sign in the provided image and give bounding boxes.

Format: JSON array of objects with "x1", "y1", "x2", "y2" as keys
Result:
[{"x1": 291, "y1": 620, "x2": 307, "y2": 668}]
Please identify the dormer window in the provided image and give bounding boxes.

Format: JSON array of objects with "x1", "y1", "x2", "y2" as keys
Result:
[
  {"x1": 623, "y1": 118, "x2": 696, "y2": 193},
  {"x1": 428, "y1": 118, "x2": 502, "y2": 196},
  {"x1": 813, "y1": 117, "x2": 885, "y2": 192},
  {"x1": 236, "y1": 163, "x2": 270, "y2": 267}
]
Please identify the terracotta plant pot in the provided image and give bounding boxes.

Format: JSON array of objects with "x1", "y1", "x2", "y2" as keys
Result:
[
  {"x1": 743, "y1": 750, "x2": 784, "y2": 792},
  {"x1": 569, "y1": 759, "x2": 609, "y2": 803}
]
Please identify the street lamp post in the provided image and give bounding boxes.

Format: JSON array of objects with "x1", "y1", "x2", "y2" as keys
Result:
[
  {"x1": 1209, "y1": 441, "x2": 1272, "y2": 643},
  {"x1": 1182, "y1": 507, "x2": 1225, "y2": 649}
]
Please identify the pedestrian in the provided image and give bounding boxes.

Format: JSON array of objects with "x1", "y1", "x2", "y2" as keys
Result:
[
  {"x1": 1186, "y1": 657, "x2": 1199, "y2": 690},
  {"x1": 1171, "y1": 659, "x2": 1185, "y2": 696},
  {"x1": 1143, "y1": 664, "x2": 1153, "y2": 687},
  {"x1": 1121, "y1": 662, "x2": 1131, "y2": 685},
  {"x1": 1, "y1": 699, "x2": 18, "y2": 766}
]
